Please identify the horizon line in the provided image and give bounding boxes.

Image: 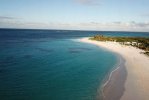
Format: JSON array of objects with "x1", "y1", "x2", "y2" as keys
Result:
[{"x1": 0, "y1": 28, "x2": 149, "y2": 33}]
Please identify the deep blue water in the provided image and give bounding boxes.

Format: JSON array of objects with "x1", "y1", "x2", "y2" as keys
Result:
[{"x1": 0, "y1": 29, "x2": 149, "y2": 100}]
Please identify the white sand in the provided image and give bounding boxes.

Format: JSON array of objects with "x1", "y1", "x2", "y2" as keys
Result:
[{"x1": 79, "y1": 37, "x2": 149, "y2": 100}]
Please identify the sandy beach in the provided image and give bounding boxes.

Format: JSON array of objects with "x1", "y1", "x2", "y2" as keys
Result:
[{"x1": 79, "y1": 37, "x2": 149, "y2": 100}]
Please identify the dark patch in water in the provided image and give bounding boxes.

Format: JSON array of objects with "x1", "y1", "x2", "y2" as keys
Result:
[
  {"x1": 36, "y1": 47, "x2": 54, "y2": 53},
  {"x1": 68, "y1": 47, "x2": 92, "y2": 53},
  {"x1": 0, "y1": 69, "x2": 3, "y2": 73},
  {"x1": 69, "y1": 50, "x2": 82, "y2": 53},
  {"x1": 79, "y1": 47, "x2": 92, "y2": 50},
  {"x1": 0, "y1": 56, "x2": 17, "y2": 67},
  {"x1": 5, "y1": 56, "x2": 14, "y2": 61},
  {"x1": 0, "y1": 68, "x2": 8, "y2": 74},
  {"x1": 23, "y1": 55, "x2": 33, "y2": 59}
]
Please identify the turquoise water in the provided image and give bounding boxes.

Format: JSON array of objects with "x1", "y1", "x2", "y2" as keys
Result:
[
  {"x1": 1, "y1": 29, "x2": 148, "y2": 100},
  {"x1": 0, "y1": 39, "x2": 117, "y2": 100}
]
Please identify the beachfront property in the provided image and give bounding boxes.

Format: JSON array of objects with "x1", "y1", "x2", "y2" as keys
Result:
[{"x1": 122, "y1": 41, "x2": 141, "y2": 46}]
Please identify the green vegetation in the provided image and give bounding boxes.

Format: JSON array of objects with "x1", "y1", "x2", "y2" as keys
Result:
[
  {"x1": 144, "y1": 52, "x2": 149, "y2": 56},
  {"x1": 90, "y1": 35, "x2": 149, "y2": 56}
]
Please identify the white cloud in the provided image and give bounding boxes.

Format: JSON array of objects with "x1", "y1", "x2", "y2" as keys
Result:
[
  {"x1": 0, "y1": 16, "x2": 17, "y2": 20},
  {"x1": 74, "y1": 0, "x2": 100, "y2": 5},
  {"x1": 76, "y1": 21, "x2": 149, "y2": 31},
  {"x1": 0, "y1": 16, "x2": 149, "y2": 32},
  {"x1": 141, "y1": 13, "x2": 149, "y2": 18}
]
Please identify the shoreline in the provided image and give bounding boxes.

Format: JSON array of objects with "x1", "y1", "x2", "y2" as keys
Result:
[
  {"x1": 79, "y1": 37, "x2": 149, "y2": 100},
  {"x1": 101, "y1": 55, "x2": 126, "y2": 100}
]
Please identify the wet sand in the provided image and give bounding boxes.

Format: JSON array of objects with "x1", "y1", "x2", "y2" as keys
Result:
[{"x1": 102, "y1": 56, "x2": 127, "y2": 100}]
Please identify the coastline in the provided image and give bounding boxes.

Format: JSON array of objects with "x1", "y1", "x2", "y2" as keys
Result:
[
  {"x1": 101, "y1": 55, "x2": 127, "y2": 100},
  {"x1": 79, "y1": 37, "x2": 149, "y2": 100}
]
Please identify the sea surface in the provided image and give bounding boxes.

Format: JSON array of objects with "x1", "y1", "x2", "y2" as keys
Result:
[{"x1": 0, "y1": 29, "x2": 149, "y2": 100}]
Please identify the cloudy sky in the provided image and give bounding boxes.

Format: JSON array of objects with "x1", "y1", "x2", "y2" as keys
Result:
[{"x1": 0, "y1": 0, "x2": 149, "y2": 32}]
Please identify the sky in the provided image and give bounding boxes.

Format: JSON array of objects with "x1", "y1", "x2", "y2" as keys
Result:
[{"x1": 0, "y1": 0, "x2": 149, "y2": 32}]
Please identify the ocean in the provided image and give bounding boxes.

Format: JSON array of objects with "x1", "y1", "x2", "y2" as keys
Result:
[{"x1": 0, "y1": 29, "x2": 149, "y2": 100}]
